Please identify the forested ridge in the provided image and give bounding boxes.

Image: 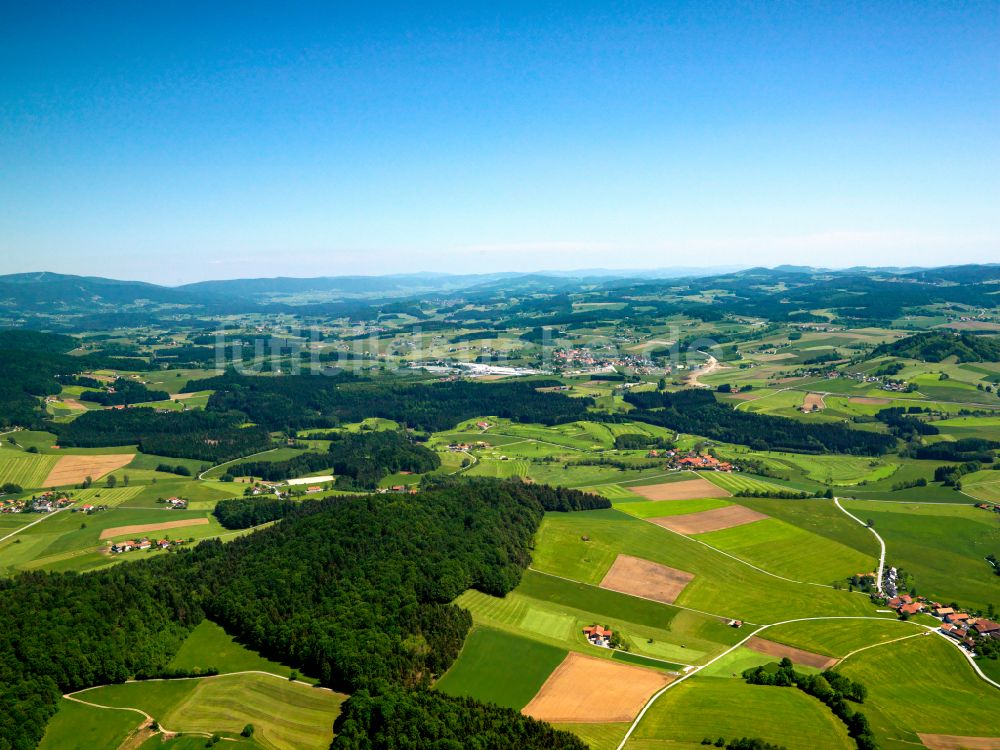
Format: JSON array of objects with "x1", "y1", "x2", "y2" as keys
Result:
[
  {"x1": 233, "y1": 429, "x2": 440, "y2": 487},
  {"x1": 53, "y1": 408, "x2": 272, "y2": 462},
  {"x1": 190, "y1": 370, "x2": 592, "y2": 431},
  {"x1": 622, "y1": 389, "x2": 896, "y2": 455},
  {"x1": 0, "y1": 479, "x2": 608, "y2": 750},
  {"x1": 871, "y1": 331, "x2": 1000, "y2": 363}
]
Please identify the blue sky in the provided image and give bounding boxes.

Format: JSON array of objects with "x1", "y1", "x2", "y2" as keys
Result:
[{"x1": 1, "y1": 1, "x2": 998, "y2": 283}]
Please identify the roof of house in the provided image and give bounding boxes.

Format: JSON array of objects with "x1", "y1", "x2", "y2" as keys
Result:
[{"x1": 973, "y1": 619, "x2": 1000, "y2": 633}]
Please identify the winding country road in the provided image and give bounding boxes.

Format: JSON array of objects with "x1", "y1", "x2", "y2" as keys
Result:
[{"x1": 834, "y1": 496, "x2": 886, "y2": 594}]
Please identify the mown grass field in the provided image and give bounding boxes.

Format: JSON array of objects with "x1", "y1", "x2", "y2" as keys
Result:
[
  {"x1": 761, "y1": 618, "x2": 925, "y2": 658},
  {"x1": 731, "y1": 498, "x2": 880, "y2": 558},
  {"x1": 530, "y1": 510, "x2": 880, "y2": 623},
  {"x1": 703, "y1": 472, "x2": 798, "y2": 495},
  {"x1": 38, "y1": 696, "x2": 143, "y2": 750},
  {"x1": 169, "y1": 619, "x2": 310, "y2": 681},
  {"x1": 435, "y1": 626, "x2": 567, "y2": 709},
  {"x1": 0, "y1": 451, "x2": 59, "y2": 488},
  {"x1": 842, "y1": 499, "x2": 1000, "y2": 610},
  {"x1": 79, "y1": 673, "x2": 344, "y2": 750},
  {"x1": 693, "y1": 517, "x2": 878, "y2": 585},
  {"x1": 614, "y1": 498, "x2": 733, "y2": 518},
  {"x1": 627, "y1": 677, "x2": 855, "y2": 750},
  {"x1": 456, "y1": 568, "x2": 739, "y2": 665},
  {"x1": 836, "y1": 634, "x2": 1000, "y2": 748}
]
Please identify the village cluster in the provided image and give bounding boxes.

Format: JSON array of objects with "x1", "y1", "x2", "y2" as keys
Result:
[
  {"x1": 654, "y1": 451, "x2": 735, "y2": 472},
  {"x1": 110, "y1": 537, "x2": 179, "y2": 554},
  {"x1": 0, "y1": 490, "x2": 73, "y2": 514},
  {"x1": 883, "y1": 593, "x2": 1000, "y2": 654}
]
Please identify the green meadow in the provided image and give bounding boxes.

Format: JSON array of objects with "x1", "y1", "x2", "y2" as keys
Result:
[
  {"x1": 530, "y1": 509, "x2": 879, "y2": 623},
  {"x1": 761, "y1": 618, "x2": 925, "y2": 658},
  {"x1": 628, "y1": 677, "x2": 855, "y2": 750},
  {"x1": 693, "y1": 517, "x2": 878, "y2": 585},
  {"x1": 435, "y1": 626, "x2": 566, "y2": 709},
  {"x1": 836, "y1": 634, "x2": 1000, "y2": 748},
  {"x1": 39, "y1": 697, "x2": 143, "y2": 750},
  {"x1": 843, "y1": 499, "x2": 1000, "y2": 610},
  {"x1": 168, "y1": 619, "x2": 310, "y2": 681},
  {"x1": 0, "y1": 451, "x2": 59, "y2": 488},
  {"x1": 77, "y1": 673, "x2": 343, "y2": 750}
]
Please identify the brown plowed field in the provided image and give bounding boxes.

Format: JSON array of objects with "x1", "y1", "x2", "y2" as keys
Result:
[
  {"x1": 632, "y1": 477, "x2": 730, "y2": 501},
  {"x1": 745, "y1": 637, "x2": 839, "y2": 669},
  {"x1": 599, "y1": 554, "x2": 694, "y2": 604},
  {"x1": 649, "y1": 505, "x2": 768, "y2": 534},
  {"x1": 43, "y1": 454, "x2": 134, "y2": 487},
  {"x1": 522, "y1": 652, "x2": 672, "y2": 723},
  {"x1": 919, "y1": 735, "x2": 1000, "y2": 750},
  {"x1": 100, "y1": 517, "x2": 209, "y2": 540}
]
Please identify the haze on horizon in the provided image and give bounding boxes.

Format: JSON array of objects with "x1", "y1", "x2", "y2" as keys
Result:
[{"x1": 1, "y1": 2, "x2": 998, "y2": 285}]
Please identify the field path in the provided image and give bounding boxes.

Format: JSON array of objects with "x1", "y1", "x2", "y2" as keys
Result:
[
  {"x1": 64, "y1": 669, "x2": 340, "y2": 741},
  {"x1": 197, "y1": 448, "x2": 283, "y2": 480},
  {"x1": 614, "y1": 616, "x2": 997, "y2": 750},
  {"x1": 0, "y1": 508, "x2": 67, "y2": 544},
  {"x1": 834, "y1": 497, "x2": 885, "y2": 594}
]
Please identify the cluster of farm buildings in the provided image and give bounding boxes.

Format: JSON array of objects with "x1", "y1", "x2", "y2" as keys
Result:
[
  {"x1": 886, "y1": 594, "x2": 1000, "y2": 652},
  {"x1": 0, "y1": 491, "x2": 73, "y2": 514},
  {"x1": 110, "y1": 537, "x2": 179, "y2": 554},
  {"x1": 651, "y1": 451, "x2": 735, "y2": 472}
]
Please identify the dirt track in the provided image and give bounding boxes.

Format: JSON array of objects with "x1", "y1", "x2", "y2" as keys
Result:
[
  {"x1": 649, "y1": 505, "x2": 768, "y2": 535},
  {"x1": 744, "y1": 636, "x2": 839, "y2": 669},
  {"x1": 43, "y1": 454, "x2": 134, "y2": 487},
  {"x1": 918, "y1": 735, "x2": 1000, "y2": 750},
  {"x1": 522, "y1": 652, "x2": 672, "y2": 723},
  {"x1": 632, "y1": 477, "x2": 730, "y2": 501},
  {"x1": 599, "y1": 554, "x2": 694, "y2": 605}
]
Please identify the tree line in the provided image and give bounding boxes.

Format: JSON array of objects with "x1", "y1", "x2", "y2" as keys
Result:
[
  {"x1": 189, "y1": 370, "x2": 593, "y2": 432},
  {"x1": 622, "y1": 389, "x2": 896, "y2": 456}
]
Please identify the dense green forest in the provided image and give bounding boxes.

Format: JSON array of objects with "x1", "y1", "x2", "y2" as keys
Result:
[
  {"x1": 622, "y1": 389, "x2": 896, "y2": 455},
  {"x1": 871, "y1": 331, "x2": 1000, "y2": 363},
  {"x1": 54, "y1": 408, "x2": 272, "y2": 461},
  {"x1": 234, "y1": 430, "x2": 440, "y2": 487},
  {"x1": 190, "y1": 371, "x2": 592, "y2": 431},
  {"x1": 0, "y1": 331, "x2": 155, "y2": 429},
  {"x1": 331, "y1": 688, "x2": 587, "y2": 749},
  {"x1": 77, "y1": 379, "x2": 169, "y2": 406},
  {"x1": 0, "y1": 479, "x2": 609, "y2": 750}
]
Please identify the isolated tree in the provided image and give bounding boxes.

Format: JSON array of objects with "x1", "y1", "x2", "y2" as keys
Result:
[{"x1": 106, "y1": 475, "x2": 117, "y2": 488}]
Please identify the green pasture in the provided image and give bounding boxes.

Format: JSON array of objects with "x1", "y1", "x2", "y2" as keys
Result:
[
  {"x1": 842, "y1": 500, "x2": 1000, "y2": 610},
  {"x1": 703, "y1": 472, "x2": 798, "y2": 495},
  {"x1": 39, "y1": 697, "x2": 143, "y2": 750},
  {"x1": 0, "y1": 451, "x2": 59, "y2": 488},
  {"x1": 614, "y1": 498, "x2": 733, "y2": 518},
  {"x1": 761, "y1": 618, "x2": 924, "y2": 658},
  {"x1": 435, "y1": 626, "x2": 566, "y2": 709},
  {"x1": 732, "y1": 498, "x2": 880, "y2": 558},
  {"x1": 836, "y1": 634, "x2": 1000, "y2": 748},
  {"x1": 694, "y1": 517, "x2": 878, "y2": 585},
  {"x1": 531, "y1": 510, "x2": 879, "y2": 622},
  {"x1": 78, "y1": 673, "x2": 343, "y2": 750},
  {"x1": 169, "y1": 619, "x2": 310, "y2": 681},
  {"x1": 627, "y1": 677, "x2": 854, "y2": 750},
  {"x1": 554, "y1": 724, "x2": 630, "y2": 750},
  {"x1": 457, "y1": 569, "x2": 732, "y2": 665}
]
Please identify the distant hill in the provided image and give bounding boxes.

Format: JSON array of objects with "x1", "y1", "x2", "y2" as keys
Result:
[{"x1": 871, "y1": 331, "x2": 1000, "y2": 363}]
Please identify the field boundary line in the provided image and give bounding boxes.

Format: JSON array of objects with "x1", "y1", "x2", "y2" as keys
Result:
[
  {"x1": 526, "y1": 567, "x2": 747, "y2": 627},
  {"x1": 197, "y1": 448, "x2": 283, "y2": 480},
  {"x1": 837, "y1": 631, "x2": 928, "y2": 663},
  {"x1": 834, "y1": 497, "x2": 885, "y2": 594},
  {"x1": 636, "y1": 515, "x2": 867, "y2": 593}
]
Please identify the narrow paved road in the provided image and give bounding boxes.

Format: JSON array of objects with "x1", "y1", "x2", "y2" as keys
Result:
[{"x1": 834, "y1": 496, "x2": 886, "y2": 594}]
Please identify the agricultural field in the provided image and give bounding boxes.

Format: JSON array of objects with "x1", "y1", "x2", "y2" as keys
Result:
[
  {"x1": 627, "y1": 677, "x2": 855, "y2": 750},
  {"x1": 842, "y1": 500, "x2": 1000, "y2": 610},
  {"x1": 836, "y1": 634, "x2": 1000, "y2": 748},
  {"x1": 693, "y1": 517, "x2": 879, "y2": 584},
  {"x1": 435, "y1": 626, "x2": 567, "y2": 709},
  {"x1": 72, "y1": 673, "x2": 344, "y2": 750},
  {"x1": 530, "y1": 509, "x2": 879, "y2": 622},
  {"x1": 0, "y1": 450, "x2": 59, "y2": 488}
]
